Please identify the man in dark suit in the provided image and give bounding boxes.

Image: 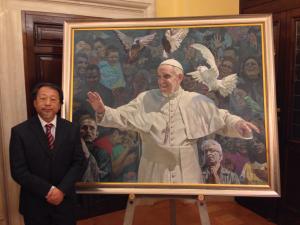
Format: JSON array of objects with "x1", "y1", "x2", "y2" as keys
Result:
[{"x1": 9, "y1": 82, "x2": 86, "y2": 225}]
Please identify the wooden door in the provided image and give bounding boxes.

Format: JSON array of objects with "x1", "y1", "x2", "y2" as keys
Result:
[{"x1": 22, "y1": 11, "x2": 127, "y2": 220}]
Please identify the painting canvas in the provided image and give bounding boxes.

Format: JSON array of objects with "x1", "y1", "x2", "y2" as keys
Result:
[{"x1": 62, "y1": 15, "x2": 280, "y2": 196}]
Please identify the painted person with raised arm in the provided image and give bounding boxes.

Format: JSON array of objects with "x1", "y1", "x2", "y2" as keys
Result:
[{"x1": 87, "y1": 59, "x2": 259, "y2": 183}]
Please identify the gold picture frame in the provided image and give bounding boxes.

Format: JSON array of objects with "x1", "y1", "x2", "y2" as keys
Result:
[{"x1": 62, "y1": 14, "x2": 280, "y2": 197}]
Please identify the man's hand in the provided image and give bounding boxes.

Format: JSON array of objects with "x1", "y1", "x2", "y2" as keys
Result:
[
  {"x1": 208, "y1": 165, "x2": 220, "y2": 184},
  {"x1": 235, "y1": 120, "x2": 260, "y2": 138},
  {"x1": 87, "y1": 91, "x2": 105, "y2": 113},
  {"x1": 46, "y1": 186, "x2": 64, "y2": 206}
]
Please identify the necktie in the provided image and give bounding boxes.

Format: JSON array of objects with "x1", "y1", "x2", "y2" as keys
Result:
[{"x1": 45, "y1": 123, "x2": 54, "y2": 150}]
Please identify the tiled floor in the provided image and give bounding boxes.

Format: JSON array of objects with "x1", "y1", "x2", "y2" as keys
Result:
[{"x1": 77, "y1": 200, "x2": 275, "y2": 225}]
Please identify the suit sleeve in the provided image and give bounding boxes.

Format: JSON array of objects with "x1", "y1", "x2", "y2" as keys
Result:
[
  {"x1": 9, "y1": 128, "x2": 52, "y2": 198},
  {"x1": 57, "y1": 126, "x2": 86, "y2": 194}
]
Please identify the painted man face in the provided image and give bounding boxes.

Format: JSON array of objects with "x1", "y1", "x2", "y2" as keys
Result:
[
  {"x1": 80, "y1": 118, "x2": 98, "y2": 143},
  {"x1": 220, "y1": 59, "x2": 234, "y2": 78},
  {"x1": 86, "y1": 68, "x2": 100, "y2": 87},
  {"x1": 34, "y1": 86, "x2": 61, "y2": 123},
  {"x1": 204, "y1": 143, "x2": 223, "y2": 166},
  {"x1": 157, "y1": 65, "x2": 183, "y2": 95}
]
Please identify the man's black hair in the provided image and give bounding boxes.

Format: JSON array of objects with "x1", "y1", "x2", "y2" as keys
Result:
[{"x1": 31, "y1": 82, "x2": 64, "y2": 104}]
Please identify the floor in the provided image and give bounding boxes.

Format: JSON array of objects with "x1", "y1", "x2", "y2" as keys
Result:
[{"x1": 77, "y1": 199, "x2": 275, "y2": 225}]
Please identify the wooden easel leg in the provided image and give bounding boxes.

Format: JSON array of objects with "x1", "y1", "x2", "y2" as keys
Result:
[
  {"x1": 170, "y1": 199, "x2": 176, "y2": 225},
  {"x1": 196, "y1": 195, "x2": 211, "y2": 225},
  {"x1": 123, "y1": 194, "x2": 136, "y2": 225}
]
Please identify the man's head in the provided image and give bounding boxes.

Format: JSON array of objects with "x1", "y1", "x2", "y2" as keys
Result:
[
  {"x1": 85, "y1": 64, "x2": 101, "y2": 87},
  {"x1": 32, "y1": 82, "x2": 63, "y2": 123},
  {"x1": 79, "y1": 114, "x2": 98, "y2": 143},
  {"x1": 219, "y1": 57, "x2": 235, "y2": 78},
  {"x1": 202, "y1": 139, "x2": 223, "y2": 166},
  {"x1": 157, "y1": 59, "x2": 184, "y2": 95}
]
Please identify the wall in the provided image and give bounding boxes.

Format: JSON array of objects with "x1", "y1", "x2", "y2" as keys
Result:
[{"x1": 156, "y1": 0, "x2": 239, "y2": 17}]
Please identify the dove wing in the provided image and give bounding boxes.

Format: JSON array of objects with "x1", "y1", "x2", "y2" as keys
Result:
[
  {"x1": 218, "y1": 73, "x2": 238, "y2": 97},
  {"x1": 169, "y1": 28, "x2": 189, "y2": 52},
  {"x1": 190, "y1": 43, "x2": 219, "y2": 78},
  {"x1": 135, "y1": 32, "x2": 157, "y2": 48},
  {"x1": 115, "y1": 30, "x2": 133, "y2": 51},
  {"x1": 186, "y1": 71, "x2": 204, "y2": 83}
]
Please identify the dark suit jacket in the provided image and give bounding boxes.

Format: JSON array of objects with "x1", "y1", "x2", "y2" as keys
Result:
[{"x1": 9, "y1": 115, "x2": 86, "y2": 217}]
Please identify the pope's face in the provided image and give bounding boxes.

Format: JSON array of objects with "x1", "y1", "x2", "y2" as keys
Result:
[
  {"x1": 157, "y1": 65, "x2": 183, "y2": 95},
  {"x1": 34, "y1": 86, "x2": 61, "y2": 123}
]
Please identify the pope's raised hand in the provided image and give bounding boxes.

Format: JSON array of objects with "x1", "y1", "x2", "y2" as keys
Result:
[{"x1": 87, "y1": 91, "x2": 105, "y2": 113}]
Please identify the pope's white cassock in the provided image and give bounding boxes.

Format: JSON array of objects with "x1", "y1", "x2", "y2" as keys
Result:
[{"x1": 96, "y1": 87, "x2": 247, "y2": 183}]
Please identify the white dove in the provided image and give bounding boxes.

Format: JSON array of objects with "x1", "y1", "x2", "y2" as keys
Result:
[
  {"x1": 186, "y1": 43, "x2": 238, "y2": 97},
  {"x1": 115, "y1": 30, "x2": 157, "y2": 63},
  {"x1": 162, "y1": 28, "x2": 189, "y2": 58}
]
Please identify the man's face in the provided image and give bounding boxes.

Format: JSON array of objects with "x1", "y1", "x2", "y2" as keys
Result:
[
  {"x1": 33, "y1": 86, "x2": 61, "y2": 123},
  {"x1": 204, "y1": 143, "x2": 222, "y2": 166},
  {"x1": 86, "y1": 69, "x2": 100, "y2": 87},
  {"x1": 220, "y1": 60, "x2": 234, "y2": 77},
  {"x1": 157, "y1": 65, "x2": 183, "y2": 95},
  {"x1": 80, "y1": 119, "x2": 98, "y2": 142}
]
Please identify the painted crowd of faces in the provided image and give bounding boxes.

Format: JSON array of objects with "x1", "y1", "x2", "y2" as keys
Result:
[{"x1": 72, "y1": 25, "x2": 268, "y2": 185}]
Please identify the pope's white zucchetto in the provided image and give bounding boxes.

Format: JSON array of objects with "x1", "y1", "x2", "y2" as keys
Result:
[{"x1": 159, "y1": 59, "x2": 183, "y2": 71}]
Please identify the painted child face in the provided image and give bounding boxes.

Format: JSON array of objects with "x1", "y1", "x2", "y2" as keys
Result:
[
  {"x1": 94, "y1": 41, "x2": 106, "y2": 58},
  {"x1": 107, "y1": 51, "x2": 119, "y2": 65}
]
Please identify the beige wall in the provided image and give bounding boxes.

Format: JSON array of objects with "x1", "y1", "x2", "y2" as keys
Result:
[
  {"x1": 0, "y1": 1, "x2": 239, "y2": 225},
  {"x1": 156, "y1": 0, "x2": 239, "y2": 17}
]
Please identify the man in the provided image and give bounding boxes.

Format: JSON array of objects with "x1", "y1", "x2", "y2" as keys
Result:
[
  {"x1": 73, "y1": 64, "x2": 114, "y2": 121},
  {"x1": 201, "y1": 139, "x2": 240, "y2": 184},
  {"x1": 79, "y1": 114, "x2": 112, "y2": 182},
  {"x1": 10, "y1": 82, "x2": 86, "y2": 225},
  {"x1": 87, "y1": 59, "x2": 259, "y2": 183}
]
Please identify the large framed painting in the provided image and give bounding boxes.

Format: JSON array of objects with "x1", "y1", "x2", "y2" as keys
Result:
[{"x1": 62, "y1": 14, "x2": 280, "y2": 197}]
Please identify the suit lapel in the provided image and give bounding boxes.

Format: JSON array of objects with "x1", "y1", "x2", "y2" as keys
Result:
[{"x1": 29, "y1": 115, "x2": 52, "y2": 157}]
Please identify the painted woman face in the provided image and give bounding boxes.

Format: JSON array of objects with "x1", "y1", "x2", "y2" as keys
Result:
[{"x1": 244, "y1": 58, "x2": 259, "y2": 80}]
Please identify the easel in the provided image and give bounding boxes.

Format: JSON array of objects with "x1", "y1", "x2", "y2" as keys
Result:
[{"x1": 123, "y1": 194, "x2": 211, "y2": 225}]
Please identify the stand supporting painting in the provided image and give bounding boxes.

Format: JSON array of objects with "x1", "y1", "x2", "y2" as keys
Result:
[{"x1": 123, "y1": 194, "x2": 211, "y2": 225}]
